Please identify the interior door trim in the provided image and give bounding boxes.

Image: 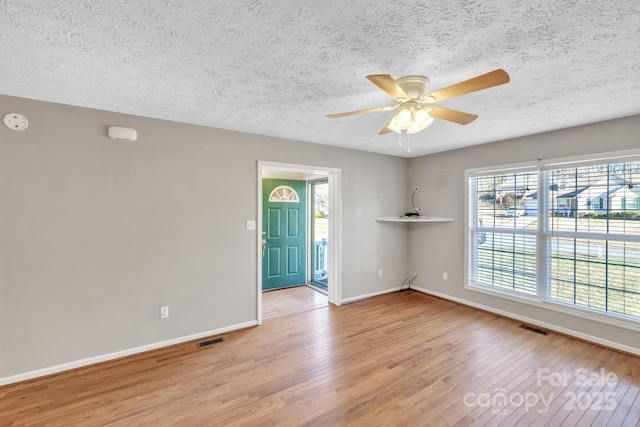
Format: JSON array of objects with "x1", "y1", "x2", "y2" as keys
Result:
[{"x1": 257, "y1": 161, "x2": 342, "y2": 325}]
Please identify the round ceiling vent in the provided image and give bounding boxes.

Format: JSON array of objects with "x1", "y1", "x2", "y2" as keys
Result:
[{"x1": 4, "y1": 113, "x2": 29, "y2": 131}]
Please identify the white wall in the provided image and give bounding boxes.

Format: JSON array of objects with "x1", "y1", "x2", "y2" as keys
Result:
[
  {"x1": 0, "y1": 94, "x2": 409, "y2": 380},
  {"x1": 407, "y1": 115, "x2": 640, "y2": 352}
]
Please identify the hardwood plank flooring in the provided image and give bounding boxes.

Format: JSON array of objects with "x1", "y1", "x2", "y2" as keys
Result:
[
  {"x1": 262, "y1": 286, "x2": 328, "y2": 322},
  {"x1": 1, "y1": 290, "x2": 639, "y2": 426}
]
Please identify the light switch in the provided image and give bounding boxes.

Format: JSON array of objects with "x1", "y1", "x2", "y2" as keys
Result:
[{"x1": 246, "y1": 220, "x2": 256, "y2": 230}]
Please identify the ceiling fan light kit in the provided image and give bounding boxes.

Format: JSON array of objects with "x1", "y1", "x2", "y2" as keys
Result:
[
  {"x1": 327, "y1": 69, "x2": 510, "y2": 138},
  {"x1": 387, "y1": 102, "x2": 434, "y2": 134}
]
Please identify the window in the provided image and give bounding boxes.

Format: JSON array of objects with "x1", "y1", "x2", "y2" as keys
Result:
[
  {"x1": 268, "y1": 186, "x2": 299, "y2": 202},
  {"x1": 468, "y1": 155, "x2": 640, "y2": 326},
  {"x1": 469, "y1": 170, "x2": 538, "y2": 296}
]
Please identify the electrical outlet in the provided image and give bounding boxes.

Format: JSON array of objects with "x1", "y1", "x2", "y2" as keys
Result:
[
  {"x1": 160, "y1": 306, "x2": 169, "y2": 319},
  {"x1": 378, "y1": 269, "x2": 383, "y2": 277},
  {"x1": 443, "y1": 272, "x2": 448, "y2": 280}
]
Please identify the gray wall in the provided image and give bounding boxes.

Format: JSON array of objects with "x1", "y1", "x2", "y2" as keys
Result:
[
  {"x1": 0, "y1": 94, "x2": 409, "y2": 379},
  {"x1": 407, "y1": 115, "x2": 640, "y2": 351}
]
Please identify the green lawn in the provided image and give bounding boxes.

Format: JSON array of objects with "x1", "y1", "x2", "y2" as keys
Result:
[
  {"x1": 550, "y1": 251, "x2": 640, "y2": 318},
  {"x1": 476, "y1": 230, "x2": 640, "y2": 320}
]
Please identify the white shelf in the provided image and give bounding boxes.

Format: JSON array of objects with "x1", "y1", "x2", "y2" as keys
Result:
[{"x1": 376, "y1": 216, "x2": 453, "y2": 223}]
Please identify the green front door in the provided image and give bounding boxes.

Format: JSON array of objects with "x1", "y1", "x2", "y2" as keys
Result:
[{"x1": 262, "y1": 179, "x2": 307, "y2": 290}]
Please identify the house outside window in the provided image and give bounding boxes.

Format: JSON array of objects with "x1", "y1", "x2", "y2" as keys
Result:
[
  {"x1": 467, "y1": 153, "x2": 640, "y2": 328},
  {"x1": 469, "y1": 171, "x2": 538, "y2": 296}
]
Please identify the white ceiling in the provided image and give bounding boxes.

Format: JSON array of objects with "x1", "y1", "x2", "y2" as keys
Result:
[{"x1": 1, "y1": 1, "x2": 640, "y2": 158}]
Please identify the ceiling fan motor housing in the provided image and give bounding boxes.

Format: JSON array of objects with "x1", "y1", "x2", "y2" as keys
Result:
[{"x1": 395, "y1": 76, "x2": 430, "y2": 100}]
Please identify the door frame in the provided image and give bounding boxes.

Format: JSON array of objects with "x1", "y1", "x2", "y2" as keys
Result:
[
  {"x1": 257, "y1": 161, "x2": 342, "y2": 325},
  {"x1": 308, "y1": 177, "x2": 329, "y2": 288}
]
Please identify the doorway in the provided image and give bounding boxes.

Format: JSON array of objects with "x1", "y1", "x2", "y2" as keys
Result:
[
  {"x1": 257, "y1": 161, "x2": 342, "y2": 325},
  {"x1": 309, "y1": 179, "x2": 329, "y2": 292}
]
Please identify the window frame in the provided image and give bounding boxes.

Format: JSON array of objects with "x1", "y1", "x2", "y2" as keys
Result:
[
  {"x1": 467, "y1": 164, "x2": 540, "y2": 300},
  {"x1": 465, "y1": 149, "x2": 640, "y2": 332}
]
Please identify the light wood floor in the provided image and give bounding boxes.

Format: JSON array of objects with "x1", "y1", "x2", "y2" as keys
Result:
[
  {"x1": 2, "y1": 290, "x2": 640, "y2": 426},
  {"x1": 262, "y1": 285, "x2": 328, "y2": 322}
]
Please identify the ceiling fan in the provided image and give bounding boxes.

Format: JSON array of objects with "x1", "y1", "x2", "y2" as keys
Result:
[{"x1": 327, "y1": 69, "x2": 510, "y2": 135}]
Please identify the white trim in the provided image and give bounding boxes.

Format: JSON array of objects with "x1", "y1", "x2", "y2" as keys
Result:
[
  {"x1": 465, "y1": 170, "x2": 472, "y2": 287},
  {"x1": 306, "y1": 181, "x2": 313, "y2": 286},
  {"x1": 257, "y1": 161, "x2": 343, "y2": 324},
  {"x1": 327, "y1": 171, "x2": 342, "y2": 306},
  {"x1": 466, "y1": 280, "x2": 540, "y2": 301},
  {"x1": 467, "y1": 160, "x2": 539, "y2": 177},
  {"x1": 341, "y1": 287, "x2": 402, "y2": 304},
  {"x1": 463, "y1": 281, "x2": 640, "y2": 332},
  {"x1": 540, "y1": 148, "x2": 640, "y2": 170},
  {"x1": 257, "y1": 171, "x2": 263, "y2": 324},
  {"x1": 411, "y1": 286, "x2": 640, "y2": 356},
  {"x1": 0, "y1": 321, "x2": 257, "y2": 387}
]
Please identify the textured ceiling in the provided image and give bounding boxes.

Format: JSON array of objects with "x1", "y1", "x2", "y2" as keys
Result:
[{"x1": 1, "y1": 1, "x2": 640, "y2": 157}]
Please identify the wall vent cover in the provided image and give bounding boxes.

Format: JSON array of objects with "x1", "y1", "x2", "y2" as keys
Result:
[
  {"x1": 519, "y1": 324, "x2": 549, "y2": 336},
  {"x1": 197, "y1": 337, "x2": 224, "y2": 348}
]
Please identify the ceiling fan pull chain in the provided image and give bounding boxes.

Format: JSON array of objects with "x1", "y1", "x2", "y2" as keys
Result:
[{"x1": 400, "y1": 129, "x2": 408, "y2": 147}]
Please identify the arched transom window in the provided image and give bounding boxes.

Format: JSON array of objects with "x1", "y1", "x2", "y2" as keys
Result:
[{"x1": 269, "y1": 186, "x2": 300, "y2": 202}]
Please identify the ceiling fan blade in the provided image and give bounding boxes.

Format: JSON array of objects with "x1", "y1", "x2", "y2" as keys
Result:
[
  {"x1": 326, "y1": 104, "x2": 397, "y2": 119},
  {"x1": 366, "y1": 74, "x2": 410, "y2": 101},
  {"x1": 422, "y1": 69, "x2": 510, "y2": 103},
  {"x1": 428, "y1": 106, "x2": 478, "y2": 125},
  {"x1": 379, "y1": 116, "x2": 395, "y2": 134}
]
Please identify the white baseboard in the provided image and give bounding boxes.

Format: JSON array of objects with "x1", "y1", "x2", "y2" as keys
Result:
[
  {"x1": 341, "y1": 286, "x2": 402, "y2": 304},
  {"x1": 0, "y1": 320, "x2": 258, "y2": 387},
  {"x1": 411, "y1": 286, "x2": 640, "y2": 357},
  {"x1": 7, "y1": 288, "x2": 637, "y2": 387}
]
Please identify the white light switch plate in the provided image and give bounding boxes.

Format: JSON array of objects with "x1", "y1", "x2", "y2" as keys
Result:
[
  {"x1": 246, "y1": 220, "x2": 256, "y2": 230},
  {"x1": 160, "y1": 306, "x2": 169, "y2": 318}
]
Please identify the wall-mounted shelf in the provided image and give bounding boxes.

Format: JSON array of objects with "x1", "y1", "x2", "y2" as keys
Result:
[{"x1": 376, "y1": 216, "x2": 453, "y2": 223}]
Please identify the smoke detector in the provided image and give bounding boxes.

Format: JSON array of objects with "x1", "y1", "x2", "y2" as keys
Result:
[{"x1": 4, "y1": 113, "x2": 29, "y2": 131}]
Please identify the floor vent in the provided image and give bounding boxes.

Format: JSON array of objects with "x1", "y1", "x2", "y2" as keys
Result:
[
  {"x1": 519, "y1": 324, "x2": 549, "y2": 336},
  {"x1": 197, "y1": 337, "x2": 224, "y2": 348}
]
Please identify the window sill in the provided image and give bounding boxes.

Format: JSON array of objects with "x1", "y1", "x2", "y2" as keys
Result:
[{"x1": 465, "y1": 282, "x2": 640, "y2": 333}]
